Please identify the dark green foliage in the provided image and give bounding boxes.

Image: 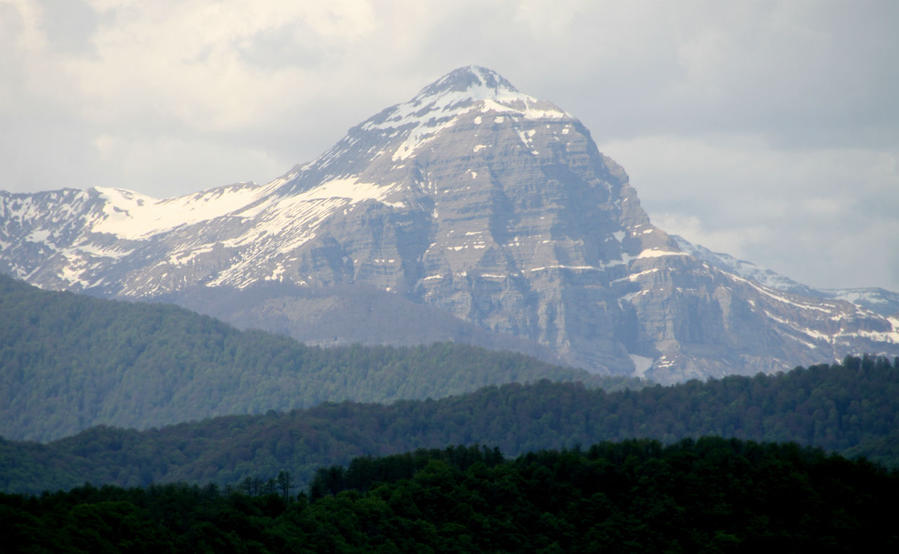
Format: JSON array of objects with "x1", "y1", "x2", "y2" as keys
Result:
[
  {"x1": 0, "y1": 273, "x2": 631, "y2": 441},
  {"x1": 308, "y1": 445, "x2": 505, "y2": 499},
  {"x1": 2, "y1": 356, "x2": 898, "y2": 494},
  {"x1": 2, "y1": 440, "x2": 897, "y2": 552}
]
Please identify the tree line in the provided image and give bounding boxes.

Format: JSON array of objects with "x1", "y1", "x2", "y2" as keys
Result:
[{"x1": 2, "y1": 439, "x2": 896, "y2": 552}]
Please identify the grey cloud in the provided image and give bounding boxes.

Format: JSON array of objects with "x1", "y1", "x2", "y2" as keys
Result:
[{"x1": 36, "y1": 0, "x2": 98, "y2": 55}]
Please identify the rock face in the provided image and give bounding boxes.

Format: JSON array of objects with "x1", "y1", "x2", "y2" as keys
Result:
[{"x1": 2, "y1": 66, "x2": 898, "y2": 383}]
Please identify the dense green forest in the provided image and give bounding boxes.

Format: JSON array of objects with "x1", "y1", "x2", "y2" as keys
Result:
[
  {"x1": 0, "y1": 274, "x2": 632, "y2": 441},
  {"x1": 2, "y1": 356, "x2": 897, "y2": 494},
  {"x1": 2, "y1": 439, "x2": 896, "y2": 552}
]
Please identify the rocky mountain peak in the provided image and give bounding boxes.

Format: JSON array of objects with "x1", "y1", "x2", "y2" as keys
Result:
[
  {"x1": 417, "y1": 65, "x2": 520, "y2": 99},
  {"x1": 354, "y1": 66, "x2": 569, "y2": 142},
  {"x1": 298, "y1": 65, "x2": 575, "y2": 192}
]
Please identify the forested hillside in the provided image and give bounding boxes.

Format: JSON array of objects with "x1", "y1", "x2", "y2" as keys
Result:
[
  {"x1": 0, "y1": 274, "x2": 630, "y2": 441},
  {"x1": 2, "y1": 356, "x2": 896, "y2": 494},
  {"x1": 2, "y1": 440, "x2": 896, "y2": 552}
]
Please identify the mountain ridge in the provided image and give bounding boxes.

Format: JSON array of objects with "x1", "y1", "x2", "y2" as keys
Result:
[{"x1": 672, "y1": 234, "x2": 899, "y2": 317}]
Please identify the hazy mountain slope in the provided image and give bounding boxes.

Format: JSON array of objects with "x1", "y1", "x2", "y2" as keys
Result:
[
  {"x1": 2, "y1": 66, "x2": 897, "y2": 381},
  {"x1": 2, "y1": 356, "x2": 896, "y2": 494},
  {"x1": 672, "y1": 235, "x2": 899, "y2": 317},
  {"x1": 0, "y1": 274, "x2": 622, "y2": 442},
  {"x1": 155, "y1": 282, "x2": 563, "y2": 361}
]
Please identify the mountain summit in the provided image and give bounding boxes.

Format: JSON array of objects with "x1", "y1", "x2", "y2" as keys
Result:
[
  {"x1": 419, "y1": 65, "x2": 519, "y2": 96},
  {"x1": 2, "y1": 67, "x2": 897, "y2": 382}
]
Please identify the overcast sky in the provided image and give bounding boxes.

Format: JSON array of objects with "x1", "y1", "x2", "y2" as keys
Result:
[{"x1": 2, "y1": 0, "x2": 897, "y2": 291}]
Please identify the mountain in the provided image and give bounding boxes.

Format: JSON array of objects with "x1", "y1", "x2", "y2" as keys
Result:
[
  {"x1": 2, "y1": 356, "x2": 898, "y2": 494},
  {"x1": 2, "y1": 66, "x2": 897, "y2": 382},
  {"x1": 0, "y1": 273, "x2": 626, "y2": 442}
]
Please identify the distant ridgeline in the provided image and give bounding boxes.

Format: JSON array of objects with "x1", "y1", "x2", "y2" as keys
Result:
[
  {"x1": 2, "y1": 439, "x2": 897, "y2": 551},
  {"x1": 1, "y1": 355, "x2": 897, "y2": 495},
  {"x1": 0, "y1": 273, "x2": 634, "y2": 442}
]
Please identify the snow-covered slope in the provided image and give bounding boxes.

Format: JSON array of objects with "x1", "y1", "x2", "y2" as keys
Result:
[
  {"x1": 670, "y1": 235, "x2": 819, "y2": 296},
  {"x1": 823, "y1": 288, "x2": 899, "y2": 317},
  {"x1": 2, "y1": 66, "x2": 898, "y2": 382},
  {"x1": 673, "y1": 235, "x2": 899, "y2": 317}
]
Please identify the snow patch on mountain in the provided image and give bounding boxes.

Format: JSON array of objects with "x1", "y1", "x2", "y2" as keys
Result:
[
  {"x1": 239, "y1": 176, "x2": 402, "y2": 217},
  {"x1": 91, "y1": 183, "x2": 272, "y2": 239},
  {"x1": 637, "y1": 249, "x2": 688, "y2": 259},
  {"x1": 391, "y1": 115, "x2": 463, "y2": 161}
]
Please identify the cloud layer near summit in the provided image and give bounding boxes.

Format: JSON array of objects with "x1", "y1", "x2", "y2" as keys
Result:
[{"x1": 2, "y1": 0, "x2": 897, "y2": 291}]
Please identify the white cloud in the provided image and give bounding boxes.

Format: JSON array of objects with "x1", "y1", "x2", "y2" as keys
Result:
[
  {"x1": 90, "y1": 133, "x2": 285, "y2": 196},
  {"x1": 65, "y1": 1, "x2": 377, "y2": 131}
]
